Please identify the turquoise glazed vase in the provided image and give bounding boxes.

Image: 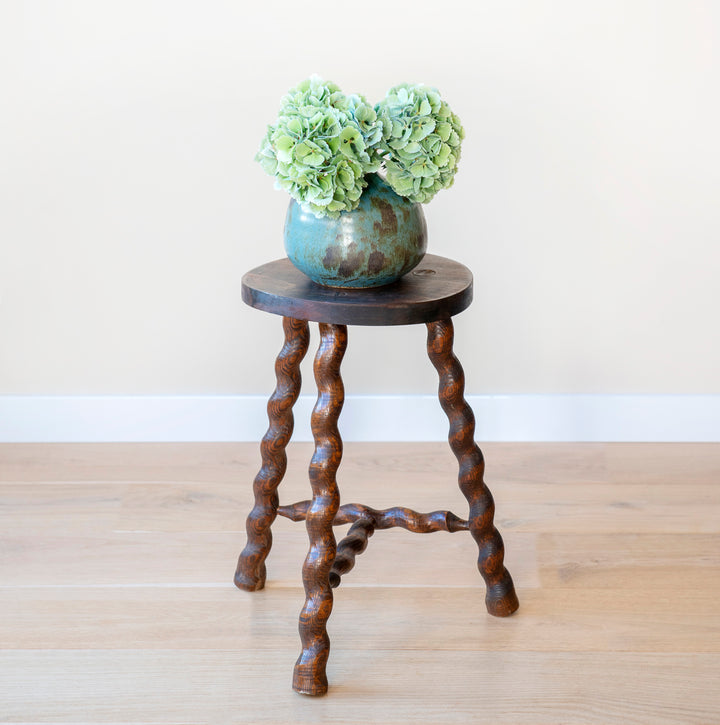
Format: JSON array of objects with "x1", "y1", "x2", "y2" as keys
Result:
[{"x1": 283, "y1": 173, "x2": 427, "y2": 288}]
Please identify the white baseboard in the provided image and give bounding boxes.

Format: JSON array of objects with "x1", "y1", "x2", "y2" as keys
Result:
[{"x1": 0, "y1": 394, "x2": 718, "y2": 442}]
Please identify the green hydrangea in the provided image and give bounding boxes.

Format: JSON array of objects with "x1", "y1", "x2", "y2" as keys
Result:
[
  {"x1": 255, "y1": 76, "x2": 384, "y2": 218},
  {"x1": 374, "y1": 84, "x2": 464, "y2": 204}
]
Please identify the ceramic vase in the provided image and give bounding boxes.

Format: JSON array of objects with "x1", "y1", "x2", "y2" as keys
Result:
[{"x1": 283, "y1": 173, "x2": 427, "y2": 288}]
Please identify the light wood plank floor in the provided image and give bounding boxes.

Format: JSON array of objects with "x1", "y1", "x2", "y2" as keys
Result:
[{"x1": 1, "y1": 442, "x2": 719, "y2": 724}]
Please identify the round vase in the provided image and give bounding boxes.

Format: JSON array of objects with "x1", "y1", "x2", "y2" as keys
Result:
[{"x1": 283, "y1": 173, "x2": 427, "y2": 288}]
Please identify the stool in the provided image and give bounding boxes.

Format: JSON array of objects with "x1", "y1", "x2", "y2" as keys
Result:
[{"x1": 234, "y1": 254, "x2": 519, "y2": 696}]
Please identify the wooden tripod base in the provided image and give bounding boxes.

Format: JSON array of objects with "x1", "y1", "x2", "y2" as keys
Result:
[
  {"x1": 235, "y1": 316, "x2": 518, "y2": 696},
  {"x1": 234, "y1": 256, "x2": 518, "y2": 696}
]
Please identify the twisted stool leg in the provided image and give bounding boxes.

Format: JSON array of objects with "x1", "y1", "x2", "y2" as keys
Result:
[
  {"x1": 293, "y1": 323, "x2": 347, "y2": 696},
  {"x1": 426, "y1": 319, "x2": 519, "y2": 617},
  {"x1": 234, "y1": 316, "x2": 309, "y2": 591},
  {"x1": 329, "y1": 517, "x2": 375, "y2": 588}
]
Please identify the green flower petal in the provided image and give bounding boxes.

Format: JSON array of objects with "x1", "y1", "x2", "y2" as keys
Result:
[
  {"x1": 337, "y1": 167, "x2": 354, "y2": 189},
  {"x1": 258, "y1": 77, "x2": 464, "y2": 214},
  {"x1": 436, "y1": 122, "x2": 451, "y2": 142},
  {"x1": 355, "y1": 104, "x2": 375, "y2": 123},
  {"x1": 287, "y1": 118, "x2": 303, "y2": 135},
  {"x1": 434, "y1": 143, "x2": 452, "y2": 167},
  {"x1": 303, "y1": 152, "x2": 324, "y2": 167},
  {"x1": 294, "y1": 142, "x2": 312, "y2": 159},
  {"x1": 390, "y1": 136, "x2": 409, "y2": 151},
  {"x1": 410, "y1": 117, "x2": 435, "y2": 141},
  {"x1": 274, "y1": 135, "x2": 295, "y2": 163},
  {"x1": 346, "y1": 185, "x2": 362, "y2": 201},
  {"x1": 340, "y1": 126, "x2": 360, "y2": 143}
]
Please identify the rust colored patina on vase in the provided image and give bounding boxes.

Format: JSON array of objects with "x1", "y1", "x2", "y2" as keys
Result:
[{"x1": 283, "y1": 173, "x2": 427, "y2": 288}]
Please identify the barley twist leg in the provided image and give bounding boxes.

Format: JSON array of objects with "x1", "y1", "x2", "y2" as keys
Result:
[
  {"x1": 293, "y1": 323, "x2": 347, "y2": 696},
  {"x1": 426, "y1": 319, "x2": 519, "y2": 617},
  {"x1": 234, "y1": 316, "x2": 309, "y2": 591},
  {"x1": 329, "y1": 517, "x2": 375, "y2": 588}
]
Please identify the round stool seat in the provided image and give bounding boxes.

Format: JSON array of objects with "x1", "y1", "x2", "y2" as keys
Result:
[{"x1": 241, "y1": 253, "x2": 473, "y2": 326}]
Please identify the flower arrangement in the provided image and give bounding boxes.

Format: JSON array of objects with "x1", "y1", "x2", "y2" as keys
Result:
[{"x1": 256, "y1": 76, "x2": 465, "y2": 218}]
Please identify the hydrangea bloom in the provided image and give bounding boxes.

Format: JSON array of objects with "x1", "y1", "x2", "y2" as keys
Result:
[
  {"x1": 255, "y1": 77, "x2": 384, "y2": 218},
  {"x1": 374, "y1": 84, "x2": 464, "y2": 203}
]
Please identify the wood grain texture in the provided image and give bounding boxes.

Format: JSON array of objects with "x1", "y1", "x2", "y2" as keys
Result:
[
  {"x1": 234, "y1": 317, "x2": 309, "y2": 591},
  {"x1": 4, "y1": 585, "x2": 720, "y2": 653},
  {"x1": 329, "y1": 517, "x2": 375, "y2": 588},
  {"x1": 2, "y1": 650, "x2": 719, "y2": 724},
  {"x1": 278, "y1": 501, "x2": 469, "y2": 587},
  {"x1": 293, "y1": 323, "x2": 347, "y2": 696},
  {"x1": 427, "y1": 319, "x2": 519, "y2": 617},
  {"x1": 2, "y1": 441, "x2": 720, "y2": 723},
  {"x1": 241, "y1": 254, "x2": 473, "y2": 325},
  {"x1": 5, "y1": 447, "x2": 720, "y2": 537},
  {"x1": 278, "y1": 500, "x2": 468, "y2": 532}
]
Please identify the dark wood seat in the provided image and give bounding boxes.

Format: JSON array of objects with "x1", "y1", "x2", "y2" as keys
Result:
[
  {"x1": 240, "y1": 253, "x2": 473, "y2": 325},
  {"x1": 234, "y1": 254, "x2": 519, "y2": 696}
]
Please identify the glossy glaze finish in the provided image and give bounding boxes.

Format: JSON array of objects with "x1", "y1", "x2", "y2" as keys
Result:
[{"x1": 284, "y1": 173, "x2": 427, "y2": 288}]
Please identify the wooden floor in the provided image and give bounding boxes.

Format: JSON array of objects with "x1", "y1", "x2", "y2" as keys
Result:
[{"x1": 1, "y1": 442, "x2": 719, "y2": 724}]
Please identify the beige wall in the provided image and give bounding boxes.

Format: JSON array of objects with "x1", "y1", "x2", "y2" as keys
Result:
[{"x1": 2, "y1": 0, "x2": 719, "y2": 397}]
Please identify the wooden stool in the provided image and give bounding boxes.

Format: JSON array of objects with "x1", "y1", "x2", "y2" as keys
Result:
[{"x1": 234, "y1": 254, "x2": 519, "y2": 696}]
